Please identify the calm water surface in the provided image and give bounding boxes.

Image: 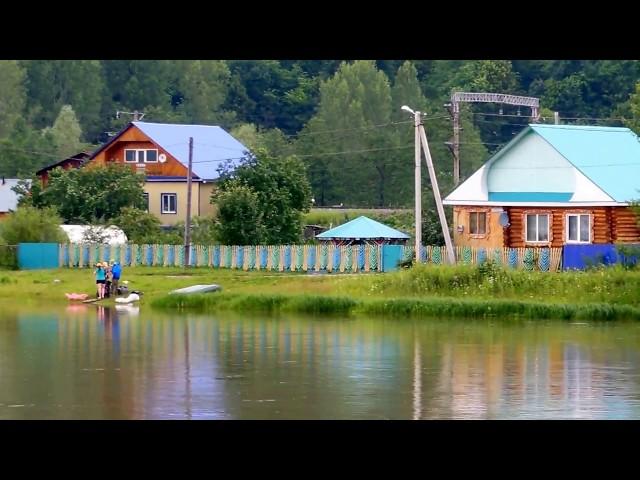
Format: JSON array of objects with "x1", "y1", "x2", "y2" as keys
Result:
[{"x1": 1, "y1": 303, "x2": 640, "y2": 419}]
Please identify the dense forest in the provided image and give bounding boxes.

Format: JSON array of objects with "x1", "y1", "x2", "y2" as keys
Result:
[{"x1": 2, "y1": 60, "x2": 640, "y2": 210}]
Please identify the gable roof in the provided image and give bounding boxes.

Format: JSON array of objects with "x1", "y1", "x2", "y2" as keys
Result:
[
  {"x1": 529, "y1": 124, "x2": 640, "y2": 203},
  {"x1": 316, "y1": 216, "x2": 410, "y2": 240},
  {"x1": 444, "y1": 124, "x2": 640, "y2": 205},
  {"x1": 132, "y1": 122, "x2": 249, "y2": 181},
  {"x1": 35, "y1": 151, "x2": 91, "y2": 176},
  {"x1": 0, "y1": 179, "x2": 28, "y2": 213}
]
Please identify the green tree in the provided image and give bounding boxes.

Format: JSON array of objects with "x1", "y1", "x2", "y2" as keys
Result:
[
  {"x1": 34, "y1": 164, "x2": 146, "y2": 224},
  {"x1": 0, "y1": 205, "x2": 66, "y2": 244},
  {"x1": 213, "y1": 149, "x2": 312, "y2": 244},
  {"x1": 177, "y1": 60, "x2": 232, "y2": 125},
  {"x1": 112, "y1": 206, "x2": 163, "y2": 244},
  {"x1": 297, "y1": 60, "x2": 393, "y2": 207},
  {"x1": 229, "y1": 123, "x2": 289, "y2": 156},
  {"x1": 0, "y1": 119, "x2": 58, "y2": 177},
  {"x1": 0, "y1": 60, "x2": 26, "y2": 139},
  {"x1": 213, "y1": 181, "x2": 265, "y2": 245},
  {"x1": 44, "y1": 105, "x2": 84, "y2": 158},
  {"x1": 623, "y1": 82, "x2": 640, "y2": 134},
  {"x1": 21, "y1": 60, "x2": 105, "y2": 141}
]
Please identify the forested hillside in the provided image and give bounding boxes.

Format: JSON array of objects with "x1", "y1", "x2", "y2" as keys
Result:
[{"x1": 1, "y1": 60, "x2": 639, "y2": 208}]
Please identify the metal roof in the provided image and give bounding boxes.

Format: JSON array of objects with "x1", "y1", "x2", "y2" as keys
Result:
[
  {"x1": 316, "y1": 216, "x2": 410, "y2": 240},
  {"x1": 0, "y1": 179, "x2": 27, "y2": 213},
  {"x1": 488, "y1": 192, "x2": 573, "y2": 202},
  {"x1": 530, "y1": 124, "x2": 640, "y2": 203},
  {"x1": 133, "y1": 122, "x2": 249, "y2": 181}
]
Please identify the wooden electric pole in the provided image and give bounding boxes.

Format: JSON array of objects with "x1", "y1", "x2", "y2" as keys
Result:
[
  {"x1": 403, "y1": 105, "x2": 456, "y2": 265},
  {"x1": 184, "y1": 137, "x2": 193, "y2": 267},
  {"x1": 418, "y1": 117, "x2": 456, "y2": 264}
]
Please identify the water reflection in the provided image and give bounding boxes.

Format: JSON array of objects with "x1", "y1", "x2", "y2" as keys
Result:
[{"x1": 1, "y1": 305, "x2": 640, "y2": 419}]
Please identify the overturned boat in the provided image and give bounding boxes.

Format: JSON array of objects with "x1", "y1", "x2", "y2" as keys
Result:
[{"x1": 169, "y1": 284, "x2": 222, "y2": 295}]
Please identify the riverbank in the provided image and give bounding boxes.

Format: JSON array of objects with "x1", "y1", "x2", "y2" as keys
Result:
[{"x1": 2, "y1": 264, "x2": 639, "y2": 319}]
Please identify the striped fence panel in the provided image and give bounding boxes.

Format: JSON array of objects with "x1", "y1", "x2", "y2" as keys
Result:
[{"x1": 54, "y1": 243, "x2": 560, "y2": 272}]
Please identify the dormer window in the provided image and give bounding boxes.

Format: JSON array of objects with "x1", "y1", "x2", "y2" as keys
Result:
[{"x1": 124, "y1": 149, "x2": 159, "y2": 163}]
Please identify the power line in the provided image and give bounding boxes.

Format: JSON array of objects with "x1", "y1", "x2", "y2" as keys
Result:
[{"x1": 472, "y1": 112, "x2": 628, "y2": 122}]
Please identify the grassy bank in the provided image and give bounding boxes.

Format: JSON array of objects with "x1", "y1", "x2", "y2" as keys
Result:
[
  {"x1": 2, "y1": 262, "x2": 639, "y2": 320},
  {"x1": 151, "y1": 292, "x2": 640, "y2": 321}
]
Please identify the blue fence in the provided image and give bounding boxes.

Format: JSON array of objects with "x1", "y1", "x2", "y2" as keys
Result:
[{"x1": 17, "y1": 243, "x2": 60, "y2": 270}]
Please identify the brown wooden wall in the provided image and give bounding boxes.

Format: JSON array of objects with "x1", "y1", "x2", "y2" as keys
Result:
[
  {"x1": 503, "y1": 206, "x2": 639, "y2": 247},
  {"x1": 90, "y1": 125, "x2": 191, "y2": 178},
  {"x1": 612, "y1": 207, "x2": 640, "y2": 243}
]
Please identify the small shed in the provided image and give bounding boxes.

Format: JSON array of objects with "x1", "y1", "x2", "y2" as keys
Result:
[
  {"x1": 315, "y1": 215, "x2": 410, "y2": 246},
  {"x1": 60, "y1": 225, "x2": 128, "y2": 244}
]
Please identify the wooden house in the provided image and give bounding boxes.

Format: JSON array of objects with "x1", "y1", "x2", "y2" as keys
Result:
[
  {"x1": 443, "y1": 124, "x2": 640, "y2": 248},
  {"x1": 86, "y1": 122, "x2": 248, "y2": 226},
  {"x1": 35, "y1": 151, "x2": 91, "y2": 187}
]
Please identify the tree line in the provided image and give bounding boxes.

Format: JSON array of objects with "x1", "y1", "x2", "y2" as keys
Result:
[{"x1": 2, "y1": 60, "x2": 640, "y2": 210}]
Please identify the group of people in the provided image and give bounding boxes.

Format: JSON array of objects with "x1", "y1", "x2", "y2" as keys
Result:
[{"x1": 94, "y1": 261, "x2": 122, "y2": 299}]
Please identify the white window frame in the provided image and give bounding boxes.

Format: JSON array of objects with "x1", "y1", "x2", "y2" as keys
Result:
[
  {"x1": 161, "y1": 193, "x2": 177, "y2": 214},
  {"x1": 525, "y1": 213, "x2": 550, "y2": 244},
  {"x1": 142, "y1": 192, "x2": 149, "y2": 213},
  {"x1": 124, "y1": 149, "x2": 159, "y2": 163},
  {"x1": 566, "y1": 213, "x2": 591, "y2": 244}
]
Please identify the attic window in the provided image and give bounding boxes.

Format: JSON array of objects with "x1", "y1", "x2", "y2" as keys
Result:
[{"x1": 125, "y1": 149, "x2": 159, "y2": 163}]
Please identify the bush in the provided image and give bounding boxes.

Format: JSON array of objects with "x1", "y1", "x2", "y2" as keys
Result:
[{"x1": 0, "y1": 206, "x2": 66, "y2": 244}]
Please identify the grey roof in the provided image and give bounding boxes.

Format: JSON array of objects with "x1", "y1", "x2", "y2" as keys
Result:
[
  {"x1": 133, "y1": 122, "x2": 250, "y2": 180},
  {"x1": 0, "y1": 179, "x2": 28, "y2": 213}
]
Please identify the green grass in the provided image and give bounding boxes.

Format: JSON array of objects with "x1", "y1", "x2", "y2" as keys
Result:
[
  {"x1": 3, "y1": 262, "x2": 640, "y2": 321},
  {"x1": 303, "y1": 208, "x2": 410, "y2": 227},
  {"x1": 151, "y1": 291, "x2": 640, "y2": 321}
]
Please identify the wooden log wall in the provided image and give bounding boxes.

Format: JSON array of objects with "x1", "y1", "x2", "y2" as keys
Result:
[
  {"x1": 504, "y1": 207, "x2": 624, "y2": 248},
  {"x1": 612, "y1": 207, "x2": 640, "y2": 243}
]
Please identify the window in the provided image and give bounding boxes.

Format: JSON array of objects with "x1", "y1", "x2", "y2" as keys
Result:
[
  {"x1": 143, "y1": 193, "x2": 149, "y2": 213},
  {"x1": 124, "y1": 149, "x2": 159, "y2": 163},
  {"x1": 526, "y1": 214, "x2": 550, "y2": 243},
  {"x1": 161, "y1": 193, "x2": 177, "y2": 214},
  {"x1": 469, "y1": 211, "x2": 487, "y2": 235},
  {"x1": 566, "y1": 214, "x2": 590, "y2": 243}
]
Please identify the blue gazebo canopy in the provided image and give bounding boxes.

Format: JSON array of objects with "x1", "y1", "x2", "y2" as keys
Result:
[{"x1": 316, "y1": 216, "x2": 410, "y2": 241}]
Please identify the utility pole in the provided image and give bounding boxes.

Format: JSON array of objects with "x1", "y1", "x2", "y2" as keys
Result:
[
  {"x1": 447, "y1": 92, "x2": 540, "y2": 186},
  {"x1": 403, "y1": 105, "x2": 455, "y2": 265},
  {"x1": 413, "y1": 110, "x2": 422, "y2": 262},
  {"x1": 452, "y1": 102, "x2": 461, "y2": 186},
  {"x1": 184, "y1": 137, "x2": 193, "y2": 267},
  {"x1": 418, "y1": 117, "x2": 456, "y2": 264}
]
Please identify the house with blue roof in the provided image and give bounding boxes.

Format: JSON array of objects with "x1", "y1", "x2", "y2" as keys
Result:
[
  {"x1": 443, "y1": 124, "x2": 640, "y2": 249},
  {"x1": 88, "y1": 121, "x2": 249, "y2": 226}
]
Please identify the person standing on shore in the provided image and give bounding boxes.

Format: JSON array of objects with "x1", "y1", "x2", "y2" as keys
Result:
[
  {"x1": 111, "y1": 261, "x2": 122, "y2": 295},
  {"x1": 95, "y1": 262, "x2": 106, "y2": 299}
]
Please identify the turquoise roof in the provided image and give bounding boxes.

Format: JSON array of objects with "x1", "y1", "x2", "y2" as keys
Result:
[
  {"x1": 530, "y1": 124, "x2": 640, "y2": 202},
  {"x1": 316, "y1": 216, "x2": 410, "y2": 240},
  {"x1": 488, "y1": 192, "x2": 573, "y2": 202}
]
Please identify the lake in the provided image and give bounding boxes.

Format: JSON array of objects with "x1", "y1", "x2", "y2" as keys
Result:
[{"x1": 1, "y1": 303, "x2": 640, "y2": 419}]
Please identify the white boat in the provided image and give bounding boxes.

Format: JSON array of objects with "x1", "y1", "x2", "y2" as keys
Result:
[{"x1": 169, "y1": 284, "x2": 222, "y2": 295}]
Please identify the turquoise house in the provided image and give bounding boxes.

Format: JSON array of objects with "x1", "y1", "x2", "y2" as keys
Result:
[{"x1": 443, "y1": 124, "x2": 640, "y2": 249}]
